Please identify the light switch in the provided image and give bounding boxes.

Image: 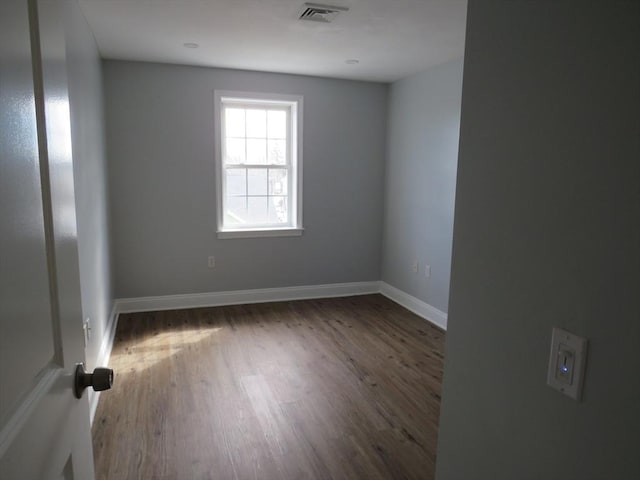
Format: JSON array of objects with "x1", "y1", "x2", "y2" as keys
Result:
[
  {"x1": 555, "y1": 344, "x2": 575, "y2": 385},
  {"x1": 547, "y1": 327, "x2": 588, "y2": 400}
]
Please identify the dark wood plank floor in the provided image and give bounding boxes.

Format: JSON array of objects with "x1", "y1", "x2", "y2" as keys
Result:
[{"x1": 92, "y1": 294, "x2": 445, "y2": 480}]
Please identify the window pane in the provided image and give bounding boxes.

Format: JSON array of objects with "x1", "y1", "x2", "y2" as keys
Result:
[
  {"x1": 267, "y1": 110, "x2": 286, "y2": 138},
  {"x1": 247, "y1": 197, "x2": 268, "y2": 224},
  {"x1": 225, "y1": 196, "x2": 247, "y2": 225},
  {"x1": 268, "y1": 196, "x2": 288, "y2": 224},
  {"x1": 225, "y1": 108, "x2": 245, "y2": 137},
  {"x1": 225, "y1": 138, "x2": 245, "y2": 164},
  {"x1": 246, "y1": 109, "x2": 266, "y2": 138},
  {"x1": 246, "y1": 139, "x2": 267, "y2": 164},
  {"x1": 219, "y1": 94, "x2": 299, "y2": 232},
  {"x1": 247, "y1": 168, "x2": 267, "y2": 195},
  {"x1": 267, "y1": 139, "x2": 286, "y2": 165},
  {"x1": 225, "y1": 168, "x2": 246, "y2": 196},
  {"x1": 268, "y1": 169, "x2": 287, "y2": 195}
]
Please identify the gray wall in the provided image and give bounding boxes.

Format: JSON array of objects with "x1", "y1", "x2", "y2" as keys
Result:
[
  {"x1": 382, "y1": 59, "x2": 463, "y2": 314},
  {"x1": 65, "y1": 0, "x2": 112, "y2": 369},
  {"x1": 436, "y1": 2, "x2": 639, "y2": 479},
  {"x1": 104, "y1": 61, "x2": 387, "y2": 298}
]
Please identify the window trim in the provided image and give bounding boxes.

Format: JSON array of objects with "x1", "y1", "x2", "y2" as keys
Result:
[{"x1": 214, "y1": 90, "x2": 303, "y2": 239}]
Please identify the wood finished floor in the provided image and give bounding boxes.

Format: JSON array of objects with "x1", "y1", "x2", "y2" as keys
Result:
[{"x1": 92, "y1": 294, "x2": 445, "y2": 480}]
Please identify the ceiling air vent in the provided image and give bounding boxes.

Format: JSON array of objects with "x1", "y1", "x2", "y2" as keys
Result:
[{"x1": 298, "y1": 3, "x2": 349, "y2": 23}]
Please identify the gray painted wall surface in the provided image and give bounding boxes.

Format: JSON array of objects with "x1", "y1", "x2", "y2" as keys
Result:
[
  {"x1": 382, "y1": 59, "x2": 463, "y2": 313},
  {"x1": 65, "y1": 0, "x2": 112, "y2": 369},
  {"x1": 436, "y1": 2, "x2": 639, "y2": 479},
  {"x1": 104, "y1": 61, "x2": 387, "y2": 298}
]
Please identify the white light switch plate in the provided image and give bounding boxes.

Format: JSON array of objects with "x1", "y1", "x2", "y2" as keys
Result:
[{"x1": 547, "y1": 327, "x2": 588, "y2": 401}]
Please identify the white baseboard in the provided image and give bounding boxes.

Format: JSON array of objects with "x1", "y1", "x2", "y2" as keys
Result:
[
  {"x1": 115, "y1": 281, "x2": 381, "y2": 314},
  {"x1": 88, "y1": 301, "x2": 120, "y2": 425},
  {"x1": 379, "y1": 282, "x2": 448, "y2": 330},
  {"x1": 114, "y1": 280, "x2": 447, "y2": 331}
]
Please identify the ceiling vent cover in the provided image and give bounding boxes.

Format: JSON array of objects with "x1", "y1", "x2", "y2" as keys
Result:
[{"x1": 298, "y1": 3, "x2": 349, "y2": 23}]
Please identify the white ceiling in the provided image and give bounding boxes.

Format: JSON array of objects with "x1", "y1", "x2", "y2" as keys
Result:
[{"x1": 78, "y1": 0, "x2": 467, "y2": 83}]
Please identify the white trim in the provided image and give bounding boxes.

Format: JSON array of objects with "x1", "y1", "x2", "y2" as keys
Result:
[
  {"x1": 379, "y1": 282, "x2": 448, "y2": 330},
  {"x1": 116, "y1": 281, "x2": 380, "y2": 314},
  {"x1": 214, "y1": 90, "x2": 223, "y2": 232},
  {"x1": 214, "y1": 89, "x2": 304, "y2": 235},
  {"x1": 0, "y1": 366, "x2": 61, "y2": 459},
  {"x1": 217, "y1": 227, "x2": 304, "y2": 239},
  {"x1": 215, "y1": 90, "x2": 303, "y2": 105},
  {"x1": 88, "y1": 301, "x2": 120, "y2": 425},
  {"x1": 114, "y1": 281, "x2": 447, "y2": 331}
]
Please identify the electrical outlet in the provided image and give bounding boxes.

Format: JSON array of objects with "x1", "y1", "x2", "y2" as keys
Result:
[
  {"x1": 547, "y1": 327, "x2": 588, "y2": 400},
  {"x1": 208, "y1": 256, "x2": 215, "y2": 269},
  {"x1": 424, "y1": 264, "x2": 431, "y2": 278},
  {"x1": 412, "y1": 260, "x2": 419, "y2": 273}
]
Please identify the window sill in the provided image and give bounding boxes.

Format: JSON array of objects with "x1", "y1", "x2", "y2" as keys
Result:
[{"x1": 217, "y1": 227, "x2": 304, "y2": 239}]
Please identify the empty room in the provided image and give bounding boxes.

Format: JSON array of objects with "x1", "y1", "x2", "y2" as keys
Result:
[{"x1": 1, "y1": 1, "x2": 638, "y2": 479}]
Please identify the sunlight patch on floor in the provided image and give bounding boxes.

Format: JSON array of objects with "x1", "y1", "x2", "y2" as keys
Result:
[{"x1": 113, "y1": 327, "x2": 223, "y2": 373}]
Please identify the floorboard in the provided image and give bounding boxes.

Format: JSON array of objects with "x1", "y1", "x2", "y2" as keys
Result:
[{"x1": 92, "y1": 294, "x2": 445, "y2": 480}]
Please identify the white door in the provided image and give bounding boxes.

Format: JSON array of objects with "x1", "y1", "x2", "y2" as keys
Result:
[{"x1": 0, "y1": 0, "x2": 96, "y2": 478}]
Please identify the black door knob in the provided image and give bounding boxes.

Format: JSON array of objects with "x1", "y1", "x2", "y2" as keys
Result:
[{"x1": 74, "y1": 363, "x2": 114, "y2": 399}]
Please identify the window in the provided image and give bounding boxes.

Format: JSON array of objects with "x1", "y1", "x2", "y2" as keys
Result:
[{"x1": 215, "y1": 91, "x2": 303, "y2": 239}]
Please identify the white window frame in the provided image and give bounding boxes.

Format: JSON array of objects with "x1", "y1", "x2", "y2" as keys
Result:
[{"x1": 214, "y1": 90, "x2": 303, "y2": 239}]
